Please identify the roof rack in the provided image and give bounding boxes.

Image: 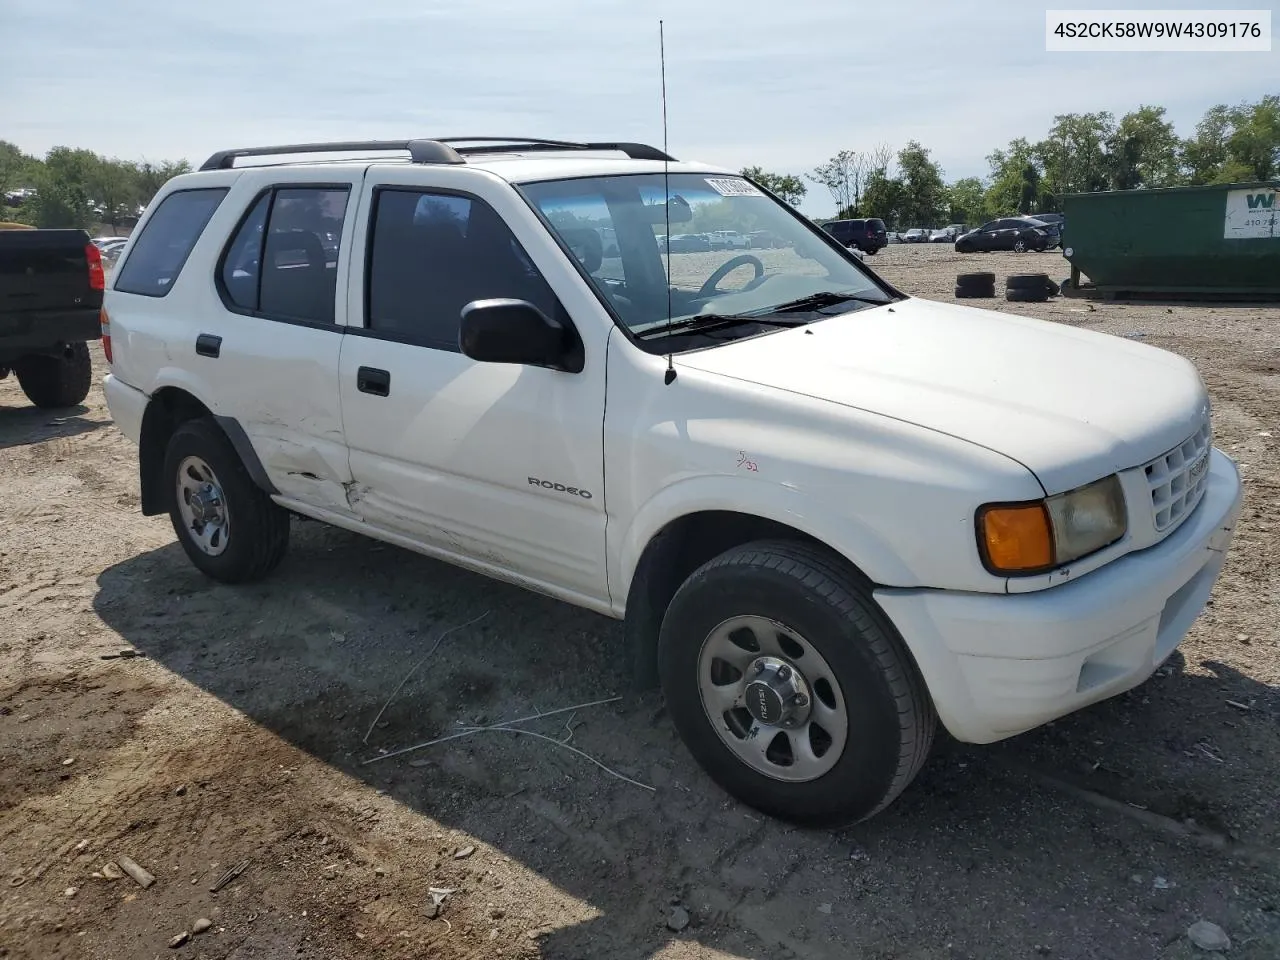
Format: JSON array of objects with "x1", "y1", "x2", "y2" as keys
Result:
[{"x1": 199, "y1": 137, "x2": 675, "y2": 171}]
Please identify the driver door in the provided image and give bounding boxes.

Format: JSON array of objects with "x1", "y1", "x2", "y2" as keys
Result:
[{"x1": 337, "y1": 168, "x2": 612, "y2": 606}]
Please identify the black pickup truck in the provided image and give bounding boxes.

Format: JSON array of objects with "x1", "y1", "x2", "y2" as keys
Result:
[{"x1": 0, "y1": 228, "x2": 104, "y2": 408}]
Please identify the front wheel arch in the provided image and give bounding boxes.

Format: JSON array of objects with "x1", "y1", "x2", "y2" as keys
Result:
[{"x1": 622, "y1": 510, "x2": 874, "y2": 690}]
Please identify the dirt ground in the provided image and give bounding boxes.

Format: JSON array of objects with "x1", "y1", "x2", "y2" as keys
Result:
[{"x1": 2, "y1": 244, "x2": 1278, "y2": 960}]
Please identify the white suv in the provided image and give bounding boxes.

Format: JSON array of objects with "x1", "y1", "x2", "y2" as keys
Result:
[{"x1": 101, "y1": 137, "x2": 1243, "y2": 826}]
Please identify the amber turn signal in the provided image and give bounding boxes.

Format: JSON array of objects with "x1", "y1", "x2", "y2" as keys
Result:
[{"x1": 978, "y1": 503, "x2": 1054, "y2": 573}]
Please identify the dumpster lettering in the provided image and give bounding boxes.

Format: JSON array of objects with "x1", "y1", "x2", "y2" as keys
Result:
[{"x1": 1224, "y1": 188, "x2": 1278, "y2": 240}]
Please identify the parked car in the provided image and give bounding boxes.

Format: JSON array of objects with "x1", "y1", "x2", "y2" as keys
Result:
[
  {"x1": 667, "y1": 233, "x2": 711, "y2": 253},
  {"x1": 821, "y1": 218, "x2": 888, "y2": 255},
  {"x1": 955, "y1": 217, "x2": 1051, "y2": 253},
  {"x1": 929, "y1": 228, "x2": 957, "y2": 243},
  {"x1": 902, "y1": 228, "x2": 929, "y2": 243},
  {"x1": 708, "y1": 230, "x2": 749, "y2": 250},
  {"x1": 746, "y1": 230, "x2": 783, "y2": 249},
  {"x1": 1, "y1": 228, "x2": 104, "y2": 408},
  {"x1": 1027, "y1": 213, "x2": 1064, "y2": 248},
  {"x1": 101, "y1": 136, "x2": 1242, "y2": 828}
]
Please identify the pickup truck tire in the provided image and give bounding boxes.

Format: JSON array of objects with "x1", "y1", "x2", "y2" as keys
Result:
[
  {"x1": 14, "y1": 341, "x2": 92, "y2": 408},
  {"x1": 657, "y1": 540, "x2": 936, "y2": 826},
  {"x1": 163, "y1": 418, "x2": 290, "y2": 583}
]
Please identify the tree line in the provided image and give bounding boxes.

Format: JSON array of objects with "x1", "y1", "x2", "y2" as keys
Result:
[
  {"x1": 744, "y1": 96, "x2": 1278, "y2": 230},
  {"x1": 4, "y1": 96, "x2": 1276, "y2": 235},
  {"x1": 0, "y1": 141, "x2": 190, "y2": 233}
]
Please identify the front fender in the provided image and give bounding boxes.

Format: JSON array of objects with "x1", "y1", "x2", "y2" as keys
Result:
[{"x1": 612, "y1": 473, "x2": 918, "y2": 605}]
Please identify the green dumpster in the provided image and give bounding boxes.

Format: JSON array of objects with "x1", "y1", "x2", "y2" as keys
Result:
[{"x1": 1060, "y1": 180, "x2": 1280, "y2": 299}]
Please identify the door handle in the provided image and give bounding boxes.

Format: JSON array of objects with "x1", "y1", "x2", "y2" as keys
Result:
[
  {"x1": 357, "y1": 366, "x2": 391, "y2": 397},
  {"x1": 195, "y1": 333, "x2": 222, "y2": 358}
]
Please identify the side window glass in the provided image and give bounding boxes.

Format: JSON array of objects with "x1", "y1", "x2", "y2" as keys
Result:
[
  {"x1": 258, "y1": 188, "x2": 349, "y2": 324},
  {"x1": 219, "y1": 193, "x2": 269, "y2": 311},
  {"x1": 114, "y1": 188, "x2": 228, "y2": 297},
  {"x1": 367, "y1": 189, "x2": 559, "y2": 351}
]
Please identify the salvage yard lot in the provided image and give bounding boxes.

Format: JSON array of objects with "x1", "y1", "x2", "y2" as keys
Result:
[{"x1": 1, "y1": 243, "x2": 1278, "y2": 960}]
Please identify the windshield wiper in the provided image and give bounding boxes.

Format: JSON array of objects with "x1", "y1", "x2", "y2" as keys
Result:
[
  {"x1": 635, "y1": 312, "x2": 813, "y2": 339},
  {"x1": 762, "y1": 291, "x2": 890, "y2": 314}
]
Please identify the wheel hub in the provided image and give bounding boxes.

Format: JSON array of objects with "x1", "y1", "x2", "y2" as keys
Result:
[
  {"x1": 188, "y1": 484, "x2": 222, "y2": 523},
  {"x1": 743, "y1": 656, "x2": 812, "y2": 727}
]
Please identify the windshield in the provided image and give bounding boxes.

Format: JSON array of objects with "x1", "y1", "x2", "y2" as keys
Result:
[{"x1": 519, "y1": 173, "x2": 890, "y2": 338}]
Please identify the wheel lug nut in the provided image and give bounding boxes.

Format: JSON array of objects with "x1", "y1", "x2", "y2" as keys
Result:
[
  {"x1": 754, "y1": 662, "x2": 767, "y2": 675},
  {"x1": 792, "y1": 693, "x2": 808, "y2": 707},
  {"x1": 776, "y1": 665, "x2": 791, "y2": 681}
]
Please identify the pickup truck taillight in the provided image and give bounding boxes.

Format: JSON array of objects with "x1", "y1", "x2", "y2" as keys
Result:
[
  {"x1": 100, "y1": 307, "x2": 113, "y2": 364},
  {"x1": 85, "y1": 242, "x2": 105, "y2": 291}
]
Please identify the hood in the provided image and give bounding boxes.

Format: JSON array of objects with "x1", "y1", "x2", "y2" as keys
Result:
[{"x1": 675, "y1": 297, "x2": 1209, "y2": 494}]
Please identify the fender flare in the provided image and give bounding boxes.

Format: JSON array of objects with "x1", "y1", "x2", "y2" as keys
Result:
[{"x1": 614, "y1": 475, "x2": 918, "y2": 605}]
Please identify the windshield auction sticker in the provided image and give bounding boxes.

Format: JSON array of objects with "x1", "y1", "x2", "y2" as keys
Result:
[
  {"x1": 1223, "y1": 187, "x2": 1278, "y2": 239},
  {"x1": 705, "y1": 178, "x2": 765, "y2": 198}
]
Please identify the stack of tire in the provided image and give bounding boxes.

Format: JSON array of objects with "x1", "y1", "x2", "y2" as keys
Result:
[
  {"x1": 955, "y1": 272, "x2": 1060, "y2": 302},
  {"x1": 1004, "y1": 273, "x2": 1060, "y2": 303},
  {"x1": 955, "y1": 272, "x2": 995, "y2": 298}
]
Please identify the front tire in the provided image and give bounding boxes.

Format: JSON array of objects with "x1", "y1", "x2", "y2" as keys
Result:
[
  {"x1": 15, "y1": 342, "x2": 92, "y2": 408},
  {"x1": 163, "y1": 418, "x2": 290, "y2": 583},
  {"x1": 657, "y1": 540, "x2": 936, "y2": 826}
]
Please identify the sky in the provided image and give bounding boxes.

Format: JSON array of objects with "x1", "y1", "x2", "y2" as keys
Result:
[{"x1": 2, "y1": 0, "x2": 1276, "y2": 215}]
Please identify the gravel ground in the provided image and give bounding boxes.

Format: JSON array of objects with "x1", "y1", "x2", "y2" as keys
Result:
[{"x1": 1, "y1": 243, "x2": 1277, "y2": 960}]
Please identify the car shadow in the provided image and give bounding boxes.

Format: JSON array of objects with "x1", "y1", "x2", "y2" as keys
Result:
[
  {"x1": 92, "y1": 521, "x2": 1280, "y2": 959},
  {"x1": 0, "y1": 401, "x2": 105, "y2": 450}
]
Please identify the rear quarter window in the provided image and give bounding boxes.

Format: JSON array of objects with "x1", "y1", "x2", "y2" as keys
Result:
[{"x1": 114, "y1": 188, "x2": 228, "y2": 297}]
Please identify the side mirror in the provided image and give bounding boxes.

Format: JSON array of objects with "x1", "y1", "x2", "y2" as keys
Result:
[{"x1": 459, "y1": 298, "x2": 583, "y2": 373}]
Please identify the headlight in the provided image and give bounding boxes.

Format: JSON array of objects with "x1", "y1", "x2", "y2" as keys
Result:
[{"x1": 977, "y1": 475, "x2": 1127, "y2": 575}]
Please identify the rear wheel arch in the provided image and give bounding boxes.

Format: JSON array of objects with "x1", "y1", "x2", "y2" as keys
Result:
[
  {"x1": 138, "y1": 388, "x2": 274, "y2": 515},
  {"x1": 622, "y1": 510, "x2": 875, "y2": 689}
]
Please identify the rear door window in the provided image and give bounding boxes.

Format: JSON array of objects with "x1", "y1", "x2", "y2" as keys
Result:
[
  {"x1": 217, "y1": 186, "x2": 350, "y2": 325},
  {"x1": 114, "y1": 188, "x2": 228, "y2": 297}
]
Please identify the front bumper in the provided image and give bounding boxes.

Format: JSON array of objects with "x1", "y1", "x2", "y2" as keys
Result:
[{"x1": 876, "y1": 448, "x2": 1243, "y2": 744}]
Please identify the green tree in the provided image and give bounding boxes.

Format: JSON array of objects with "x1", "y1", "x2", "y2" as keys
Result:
[
  {"x1": 1107, "y1": 106, "x2": 1181, "y2": 189},
  {"x1": 984, "y1": 138, "x2": 1041, "y2": 216},
  {"x1": 28, "y1": 147, "x2": 99, "y2": 228},
  {"x1": 807, "y1": 150, "x2": 867, "y2": 216},
  {"x1": 740, "y1": 166, "x2": 807, "y2": 206},
  {"x1": 1224, "y1": 95, "x2": 1280, "y2": 181},
  {"x1": 1182, "y1": 104, "x2": 1233, "y2": 184},
  {"x1": 896, "y1": 140, "x2": 946, "y2": 226},
  {"x1": 132, "y1": 159, "x2": 192, "y2": 205},
  {"x1": 1036, "y1": 112, "x2": 1114, "y2": 197},
  {"x1": 1181, "y1": 97, "x2": 1280, "y2": 184},
  {"x1": 0, "y1": 140, "x2": 37, "y2": 197},
  {"x1": 945, "y1": 177, "x2": 985, "y2": 225},
  {"x1": 860, "y1": 170, "x2": 906, "y2": 228},
  {"x1": 89, "y1": 157, "x2": 142, "y2": 234}
]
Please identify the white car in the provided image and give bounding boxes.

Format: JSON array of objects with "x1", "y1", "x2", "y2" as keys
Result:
[
  {"x1": 709, "y1": 230, "x2": 749, "y2": 250},
  {"x1": 101, "y1": 137, "x2": 1242, "y2": 826}
]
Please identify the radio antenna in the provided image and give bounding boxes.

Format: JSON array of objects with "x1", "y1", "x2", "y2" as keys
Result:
[{"x1": 660, "y1": 19, "x2": 676, "y2": 385}]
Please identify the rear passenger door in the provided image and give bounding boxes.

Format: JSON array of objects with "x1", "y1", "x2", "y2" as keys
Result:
[{"x1": 207, "y1": 170, "x2": 364, "y2": 516}]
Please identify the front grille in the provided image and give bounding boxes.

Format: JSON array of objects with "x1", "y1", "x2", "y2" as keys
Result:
[{"x1": 1145, "y1": 420, "x2": 1212, "y2": 533}]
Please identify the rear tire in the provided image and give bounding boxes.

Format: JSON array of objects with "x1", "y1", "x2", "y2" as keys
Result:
[
  {"x1": 163, "y1": 418, "x2": 290, "y2": 583},
  {"x1": 657, "y1": 540, "x2": 936, "y2": 826},
  {"x1": 1006, "y1": 287, "x2": 1050, "y2": 303},
  {"x1": 14, "y1": 342, "x2": 92, "y2": 408}
]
